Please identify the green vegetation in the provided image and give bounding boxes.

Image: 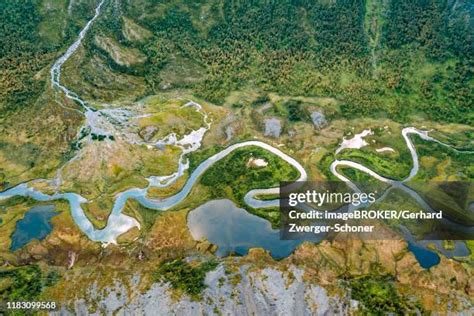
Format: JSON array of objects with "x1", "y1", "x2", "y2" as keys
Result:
[
  {"x1": 70, "y1": 0, "x2": 473, "y2": 124},
  {"x1": 0, "y1": 0, "x2": 95, "y2": 113},
  {"x1": 198, "y1": 146, "x2": 298, "y2": 223},
  {"x1": 412, "y1": 137, "x2": 474, "y2": 181},
  {"x1": 0, "y1": 265, "x2": 60, "y2": 303},
  {"x1": 466, "y1": 240, "x2": 474, "y2": 260},
  {"x1": 193, "y1": 146, "x2": 299, "y2": 225},
  {"x1": 348, "y1": 276, "x2": 424, "y2": 314},
  {"x1": 154, "y1": 259, "x2": 218, "y2": 299},
  {"x1": 0, "y1": 1, "x2": 97, "y2": 185},
  {"x1": 408, "y1": 136, "x2": 474, "y2": 224},
  {"x1": 138, "y1": 98, "x2": 205, "y2": 141},
  {"x1": 250, "y1": 94, "x2": 270, "y2": 108},
  {"x1": 1, "y1": 0, "x2": 52, "y2": 113},
  {"x1": 270, "y1": 99, "x2": 311, "y2": 123},
  {"x1": 285, "y1": 100, "x2": 306, "y2": 122},
  {"x1": 200, "y1": 146, "x2": 298, "y2": 200},
  {"x1": 2, "y1": 0, "x2": 473, "y2": 187},
  {"x1": 338, "y1": 148, "x2": 412, "y2": 180},
  {"x1": 338, "y1": 168, "x2": 390, "y2": 196},
  {"x1": 188, "y1": 144, "x2": 224, "y2": 172},
  {"x1": 0, "y1": 1, "x2": 472, "y2": 312},
  {"x1": 124, "y1": 199, "x2": 160, "y2": 232}
]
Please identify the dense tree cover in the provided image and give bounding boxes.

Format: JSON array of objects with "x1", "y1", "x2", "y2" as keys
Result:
[
  {"x1": 199, "y1": 146, "x2": 299, "y2": 203},
  {"x1": 0, "y1": 0, "x2": 95, "y2": 115},
  {"x1": 2, "y1": 0, "x2": 472, "y2": 125},
  {"x1": 0, "y1": 265, "x2": 42, "y2": 301},
  {"x1": 283, "y1": 100, "x2": 305, "y2": 122},
  {"x1": 110, "y1": 0, "x2": 472, "y2": 124},
  {"x1": 347, "y1": 275, "x2": 425, "y2": 314},
  {"x1": 3, "y1": 0, "x2": 471, "y2": 124},
  {"x1": 384, "y1": 0, "x2": 472, "y2": 60},
  {"x1": 0, "y1": 265, "x2": 60, "y2": 303},
  {"x1": 194, "y1": 146, "x2": 299, "y2": 225},
  {"x1": 0, "y1": 1, "x2": 51, "y2": 114},
  {"x1": 120, "y1": 0, "x2": 369, "y2": 103},
  {"x1": 154, "y1": 259, "x2": 218, "y2": 299}
]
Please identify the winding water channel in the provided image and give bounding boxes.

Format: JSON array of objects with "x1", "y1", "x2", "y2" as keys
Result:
[{"x1": 1, "y1": 0, "x2": 472, "y2": 263}]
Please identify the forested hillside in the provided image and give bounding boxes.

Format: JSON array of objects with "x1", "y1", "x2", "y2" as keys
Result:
[
  {"x1": 0, "y1": 0, "x2": 98, "y2": 114},
  {"x1": 0, "y1": 0, "x2": 97, "y2": 184},
  {"x1": 0, "y1": 0, "x2": 472, "y2": 186},
  {"x1": 111, "y1": 0, "x2": 472, "y2": 123},
  {"x1": 0, "y1": 3, "x2": 473, "y2": 312},
  {"x1": 1, "y1": 0, "x2": 472, "y2": 123}
]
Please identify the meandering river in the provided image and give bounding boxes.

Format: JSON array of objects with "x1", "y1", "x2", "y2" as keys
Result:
[{"x1": 0, "y1": 0, "x2": 472, "y2": 262}]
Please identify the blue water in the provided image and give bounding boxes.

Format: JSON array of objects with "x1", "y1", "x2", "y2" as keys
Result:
[
  {"x1": 419, "y1": 240, "x2": 470, "y2": 258},
  {"x1": 10, "y1": 205, "x2": 58, "y2": 251},
  {"x1": 408, "y1": 241, "x2": 440, "y2": 269},
  {"x1": 187, "y1": 199, "x2": 320, "y2": 259},
  {"x1": 188, "y1": 200, "x2": 448, "y2": 266}
]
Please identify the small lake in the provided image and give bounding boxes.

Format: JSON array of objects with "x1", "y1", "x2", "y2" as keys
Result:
[
  {"x1": 407, "y1": 241, "x2": 440, "y2": 269},
  {"x1": 187, "y1": 200, "x2": 465, "y2": 268},
  {"x1": 187, "y1": 199, "x2": 305, "y2": 259},
  {"x1": 10, "y1": 205, "x2": 58, "y2": 251}
]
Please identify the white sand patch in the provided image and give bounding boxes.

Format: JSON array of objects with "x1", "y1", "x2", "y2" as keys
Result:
[
  {"x1": 376, "y1": 147, "x2": 395, "y2": 153},
  {"x1": 335, "y1": 129, "x2": 373, "y2": 154},
  {"x1": 247, "y1": 157, "x2": 268, "y2": 168}
]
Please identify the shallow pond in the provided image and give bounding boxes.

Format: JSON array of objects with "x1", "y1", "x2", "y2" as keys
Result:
[
  {"x1": 407, "y1": 241, "x2": 441, "y2": 269},
  {"x1": 187, "y1": 199, "x2": 306, "y2": 259},
  {"x1": 187, "y1": 200, "x2": 464, "y2": 268},
  {"x1": 10, "y1": 205, "x2": 58, "y2": 251}
]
